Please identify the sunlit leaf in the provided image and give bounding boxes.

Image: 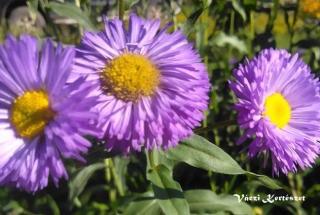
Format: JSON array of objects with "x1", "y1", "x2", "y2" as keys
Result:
[
  {"x1": 147, "y1": 165, "x2": 190, "y2": 215},
  {"x1": 167, "y1": 134, "x2": 282, "y2": 190},
  {"x1": 27, "y1": 0, "x2": 39, "y2": 20},
  {"x1": 47, "y1": 2, "x2": 96, "y2": 30},
  {"x1": 211, "y1": 32, "x2": 248, "y2": 53},
  {"x1": 246, "y1": 172, "x2": 282, "y2": 190},
  {"x1": 167, "y1": 134, "x2": 245, "y2": 175},
  {"x1": 123, "y1": 192, "x2": 161, "y2": 215}
]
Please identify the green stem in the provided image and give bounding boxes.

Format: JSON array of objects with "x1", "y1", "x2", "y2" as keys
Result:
[
  {"x1": 250, "y1": 10, "x2": 255, "y2": 40},
  {"x1": 290, "y1": 0, "x2": 299, "y2": 51},
  {"x1": 288, "y1": 173, "x2": 303, "y2": 215},
  {"x1": 146, "y1": 150, "x2": 156, "y2": 169},
  {"x1": 104, "y1": 158, "x2": 111, "y2": 182},
  {"x1": 266, "y1": 0, "x2": 279, "y2": 32},
  {"x1": 288, "y1": 173, "x2": 298, "y2": 197},
  {"x1": 229, "y1": 11, "x2": 235, "y2": 35},
  {"x1": 110, "y1": 159, "x2": 125, "y2": 196},
  {"x1": 104, "y1": 158, "x2": 125, "y2": 197},
  {"x1": 75, "y1": 0, "x2": 83, "y2": 36},
  {"x1": 118, "y1": 0, "x2": 124, "y2": 20}
]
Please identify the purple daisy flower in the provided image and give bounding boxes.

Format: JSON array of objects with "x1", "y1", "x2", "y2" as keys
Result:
[
  {"x1": 72, "y1": 14, "x2": 210, "y2": 153},
  {"x1": 0, "y1": 35, "x2": 101, "y2": 192},
  {"x1": 230, "y1": 48, "x2": 320, "y2": 175}
]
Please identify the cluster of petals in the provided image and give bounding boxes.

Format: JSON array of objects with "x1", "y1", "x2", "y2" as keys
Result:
[
  {"x1": 0, "y1": 14, "x2": 209, "y2": 192},
  {"x1": 1, "y1": 13, "x2": 319, "y2": 193},
  {"x1": 230, "y1": 48, "x2": 320, "y2": 175}
]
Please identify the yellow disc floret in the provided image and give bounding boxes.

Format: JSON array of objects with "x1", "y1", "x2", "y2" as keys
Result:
[
  {"x1": 11, "y1": 90, "x2": 55, "y2": 139},
  {"x1": 264, "y1": 93, "x2": 291, "y2": 128},
  {"x1": 101, "y1": 53, "x2": 160, "y2": 102}
]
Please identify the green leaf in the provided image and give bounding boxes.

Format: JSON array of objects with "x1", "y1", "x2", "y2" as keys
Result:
[
  {"x1": 185, "y1": 190, "x2": 252, "y2": 215},
  {"x1": 27, "y1": 0, "x2": 39, "y2": 20},
  {"x1": 246, "y1": 172, "x2": 282, "y2": 190},
  {"x1": 211, "y1": 32, "x2": 248, "y2": 53},
  {"x1": 167, "y1": 134, "x2": 246, "y2": 175},
  {"x1": 108, "y1": 157, "x2": 129, "y2": 196},
  {"x1": 45, "y1": 194, "x2": 60, "y2": 215},
  {"x1": 2, "y1": 201, "x2": 25, "y2": 214},
  {"x1": 146, "y1": 149, "x2": 176, "y2": 171},
  {"x1": 202, "y1": 0, "x2": 213, "y2": 7},
  {"x1": 167, "y1": 134, "x2": 282, "y2": 190},
  {"x1": 69, "y1": 162, "x2": 105, "y2": 202},
  {"x1": 231, "y1": 0, "x2": 247, "y2": 21},
  {"x1": 123, "y1": 192, "x2": 162, "y2": 215},
  {"x1": 147, "y1": 164, "x2": 190, "y2": 215},
  {"x1": 47, "y1": 2, "x2": 96, "y2": 30}
]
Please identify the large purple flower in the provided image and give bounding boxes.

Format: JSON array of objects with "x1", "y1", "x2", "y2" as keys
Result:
[
  {"x1": 230, "y1": 48, "x2": 320, "y2": 175},
  {"x1": 0, "y1": 35, "x2": 101, "y2": 192},
  {"x1": 72, "y1": 14, "x2": 210, "y2": 153}
]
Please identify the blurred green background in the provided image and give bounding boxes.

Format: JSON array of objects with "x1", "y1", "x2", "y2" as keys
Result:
[{"x1": 0, "y1": 0, "x2": 320, "y2": 214}]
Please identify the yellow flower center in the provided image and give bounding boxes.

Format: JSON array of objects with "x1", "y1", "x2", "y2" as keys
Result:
[
  {"x1": 101, "y1": 53, "x2": 160, "y2": 102},
  {"x1": 10, "y1": 90, "x2": 55, "y2": 139},
  {"x1": 264, "y1": 93, "x2": 291, "y2": 128}
]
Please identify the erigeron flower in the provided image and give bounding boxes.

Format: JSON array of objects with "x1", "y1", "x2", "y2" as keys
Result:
[
  {"x1": 230, "y1": 48, "x2": 320, "y2": 175},
  {"x1": 72, "y1": 14, "x2": 210, "y2": 153}
]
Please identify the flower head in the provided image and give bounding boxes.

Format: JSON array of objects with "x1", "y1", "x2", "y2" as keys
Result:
[
  {"x1": 230, "y1": 48, "x2": 320, "y2": 175},
  {"x1": 0, "y1": 35, "x2": 100, "y2": 192},
  {"x1": 72, "y1": 14, "x2": 210, "y2": 153}
]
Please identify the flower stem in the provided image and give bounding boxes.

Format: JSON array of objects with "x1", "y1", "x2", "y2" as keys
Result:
[
  {"x1": 118, "y1": 0, "x2": 124, "y2": 20},
  {"x1": 74, "y1": 0, "x2": 83, "y2": 36},
  {"x1": 146, "y1": 149, "x2": 156, "y2": 169},
  {"x1": 288, "y1": 173, "x2": 303, "y2": 215},
  {"x1": 104, "y1": 158, "x2": 125, "y2": 197}
]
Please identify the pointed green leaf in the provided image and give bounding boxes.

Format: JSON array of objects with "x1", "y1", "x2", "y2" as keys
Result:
[
  {"x1": 69, "y1": 162, "x2": 105, "y2": 202},
  {"x1": 123, "y1": 192, "x2": 162, "y2": 215},
  {"x1": 147, "y1": 165, "x2": 190, "y2": 215},
  {"x1": 246, "y1": 172, "x2": 282, "y2": 190},
  {"x1": 167, "y1": 134, "x2": 246, "y2": 175},
  {"x1": 231, "y1": 0, "x2": 247, "y2": 21},
  {"x1": 166, "y1": 134, "x2": 282, "y2": 190},
  {"x1": 47, "y1": 2, "x2": 96, "y2": 30}
]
